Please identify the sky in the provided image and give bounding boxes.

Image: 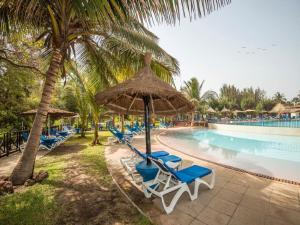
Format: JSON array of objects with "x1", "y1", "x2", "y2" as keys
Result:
[{"x1": 148, "y1": 0, "x2": 300, "y2": 100}]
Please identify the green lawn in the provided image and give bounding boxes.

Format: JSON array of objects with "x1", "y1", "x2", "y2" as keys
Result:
[{"x1": 0, "y1": 131, "x2": 151, "y2": 225}]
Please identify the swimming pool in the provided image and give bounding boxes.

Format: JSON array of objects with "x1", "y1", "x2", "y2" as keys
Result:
[{"x1": 158, "y1": 128, "x2": 300, "y2": 182}]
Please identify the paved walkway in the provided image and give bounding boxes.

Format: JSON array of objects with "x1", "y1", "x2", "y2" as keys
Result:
[
  {"x1": 0, "y1": 150, "x2": 48, "y2": 176},
  {"x1": 105, "y1": 129, "x2": 300, "y2": 225}
]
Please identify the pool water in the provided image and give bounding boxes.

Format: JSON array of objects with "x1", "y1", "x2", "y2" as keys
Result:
[{"x1": 159, "y1": 128, "x2": 300, "y2": 182}]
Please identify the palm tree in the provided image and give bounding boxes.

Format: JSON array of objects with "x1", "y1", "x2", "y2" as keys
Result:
[
  {"x1": 291, "y1": 91, "x2": 300, "y2": 104},
  {"x1": 0, "y1": 0, "x2": 230, "y2": 185},
  {"x1": 181, "y1": 77, "x2": 217, "y2": 126},
  {"x1": 273, "y1": 92, "x2": 287, "y2": 103}
]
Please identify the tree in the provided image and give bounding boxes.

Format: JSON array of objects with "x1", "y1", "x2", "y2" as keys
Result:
[
  {"x1": 0, "y1": 0, "x2": 230, "y2": 185},
  {"x1": 273, "y1": 92, "x2": 287, "y2": 103},
  {"x1": 219, "y1": 84, "x2": 240, "y2": 109},
  {"x1": 181, "y1": 77, "x2": 217, "y2": 125},
  {"x1": 291, "y1": 91, "x2": 300, "y2": 104}
]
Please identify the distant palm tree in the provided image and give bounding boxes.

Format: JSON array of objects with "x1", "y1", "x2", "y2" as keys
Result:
[
  {"x1": 273, "y1": 92, "x2": 287, "y2": 103},
  {"x1": 0, "y1": 0, "x2": 230, "y2": 185},
  {"x1": 291, "y1": 91, "x2": 300, "y2": 104},
  {"x1": 182, "y1": 77, "x2": 217, "y2": 125}
]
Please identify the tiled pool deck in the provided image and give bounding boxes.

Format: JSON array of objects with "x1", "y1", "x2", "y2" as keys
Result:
[{"x1": 105, "y1": 129, "x2": 300, "y2": 225}]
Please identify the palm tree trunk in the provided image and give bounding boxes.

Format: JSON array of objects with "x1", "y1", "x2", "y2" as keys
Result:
[
  {"x1": 121, "y1": 114, "x2": 124, "y2": 133},
  {"x1": 92, "y1": 115, "x2": 100, "y2": 145},
  {"x1": 10, "y1": 49, "x2": 62, "y2": 185},
  {"x1": 191, "y1": 112, "x2": 195, "y2": 127}
]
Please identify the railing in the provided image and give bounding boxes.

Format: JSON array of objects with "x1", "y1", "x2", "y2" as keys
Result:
[
  {"x1": 210, "y1": 119, "x2": 300, "y2": 128},
  {"x1": 0, "y1": 131, "x2": 24, "y2": 158}
]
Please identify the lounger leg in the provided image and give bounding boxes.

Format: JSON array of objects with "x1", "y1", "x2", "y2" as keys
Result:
[
  {"x1": 192, "y1": 170, "x2": 215, "y2": 200},
  {"x1": 161, "y1": 184, "x2": 192, "y2": 214}
]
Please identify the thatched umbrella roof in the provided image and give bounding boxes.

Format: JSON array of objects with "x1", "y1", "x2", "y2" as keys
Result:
[
  {"x1": 269, "y1": 103, "x2": 287, "y2": 114},
  {"x1": 285, "y1": 105, "x2": 300, "y2": 113},
  {"x1": 21, "y1": 107, "x2": 77, "y2": 118},
  {"x1": 245, "y1": 109, "x2": 256, "y2": 113},
  {"x1": 95, "y1": 53, "x2": 194, "y2": 116},
  {"x1": 206, "y1": 107, "x2": 216, "y2": 114},
  {"x1": 221, "y1": 107, "x2": 230, "y2": 113}
]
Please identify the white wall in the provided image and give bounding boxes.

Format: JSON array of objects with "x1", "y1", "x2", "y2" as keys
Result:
[{"x1": 208, "y1": 123, "x2": 300, "y2": 136}]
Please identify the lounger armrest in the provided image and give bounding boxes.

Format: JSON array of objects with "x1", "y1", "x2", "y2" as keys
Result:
[{"x1": 165, "y1": 161, "x2": 180, "y2": 169}]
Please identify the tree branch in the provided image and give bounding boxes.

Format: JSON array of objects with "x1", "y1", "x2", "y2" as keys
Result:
[{"x1": 0, "y1": 56, "x2": 45, "y2": 75}]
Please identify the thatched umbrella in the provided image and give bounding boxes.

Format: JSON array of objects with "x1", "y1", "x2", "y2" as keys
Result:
[
  {"x1": 21, "y1": 107, "x2": 76, "y2": 118},
  {"x1": 221, "y1": 107, "x2": 230, "y2": 113},
  {"x1": 206, "y1": 107, "x2": 216, "y2": 114},
  {"x1": 245, "y1": 109, "x2": 256, "y2": 114},
  {"x1": 95, "y1": 53, "x2": 194, "y2": 163},
  {"x1": 21, "y1": 107, "x2": 77, "y2": 134},
  {"x1": 269, "y1": 103, "x2": 287, "y2": 114}
]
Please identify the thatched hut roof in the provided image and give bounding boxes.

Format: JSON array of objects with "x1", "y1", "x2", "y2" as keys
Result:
[
  {"x1": 269, "y1": 103, "x2": 287, "y2": 114},
  {"x1": 95, "y1": 53, "x2": 194, "y2": 115},
  {"x1": 21, "y1": 107, "x2": 77, "y2": 118},
  {"x1": 245, "y1": 109, "x2": 255, "y2": 113},
  {"x1": 206, "y1": 107, "x2": 216, "y2": 114},
  {"x1": 221, "y1": 107, "x2": 230, "y2": 113}
]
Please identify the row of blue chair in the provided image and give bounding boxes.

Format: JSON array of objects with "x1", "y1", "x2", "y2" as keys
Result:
[
  {"x1": 21, "y1": 128, "x2": 73, "y2": 151},
  {"x1": 108, "y1": 126, "x2": 133, "y2": 143}
]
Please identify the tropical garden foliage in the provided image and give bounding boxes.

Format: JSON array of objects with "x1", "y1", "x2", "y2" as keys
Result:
[{"x1": 181, "y1": 77, "x2": 299, "y2": 114}]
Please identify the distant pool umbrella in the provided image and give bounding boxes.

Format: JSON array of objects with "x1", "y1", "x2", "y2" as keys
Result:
[
  {"x1": 233, "y1": 110, "x2": 244, "y2": 116},
  {"x1": 221, "y1": 107, "x2": 230, "y2": 113},
  {"x1": 21, "y1": 107, "x2": 76, "y2": 118},
  {"x1": 206, "y1": 107, "x2": 216, "y2": 114},
  {"x1": 21, "y1": 107, "x2": 77, "y2": 134},
  {"x1": 269, "y1": 103, "x2": 287, "y2": 114},
  {"x1": 245, "y1": 109, "x2": 256, "y2": 113},
  {"x1": 95, "y1": 53, "x2": 194, "y2": 163}
]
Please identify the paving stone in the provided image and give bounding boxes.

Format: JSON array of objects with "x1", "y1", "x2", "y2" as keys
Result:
[
  {"x1": 197, "y1": 207, "x2": 230, "y2": 225},
  {"x1": 189, "y1": 219, "x2": 208, "y2": 225},
  {"x1": 224, "y1": 182, "x2": 248, "y2": 194},
  {"x1": 229, "y1": 205, "x2": 265, "y2": 225},
  {"x1": 208, "y1": 196, "x2": 238, "y2": 216},
  {"x1": 215, "y1": 188, "x2": 244, "y2": 204},
  {"x1": 264, "y1": 215, "x2": 294, "y2": 225},
  {"x1": 239, "y1": 194, "x2": 269, "y2": 213},
  {"x1": 267, "y1": 203, "x2": 300, "y2": 225},
  {"x1": 157, "y1": 208, "x2": 194, "y2": 225}
]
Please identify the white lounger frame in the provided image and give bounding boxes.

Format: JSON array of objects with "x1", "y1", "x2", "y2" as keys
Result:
[
  {"x1": 120, "y1": 148, "x2": 182, "y2": 183},
  {"x1": 142, "y1": 160, "x2": 215, "y2": 214}
]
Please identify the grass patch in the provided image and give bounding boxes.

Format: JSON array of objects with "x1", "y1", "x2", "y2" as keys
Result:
[
  {"x1": 79, "y1": 131, "x2": 113, "y2": 185},
  {"x1": 0, "y1": 134, "x2": 81, "y2": 225}
]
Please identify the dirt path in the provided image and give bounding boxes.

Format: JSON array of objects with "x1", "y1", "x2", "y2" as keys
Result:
[{"x1": 49, "y1": 138, "x2": 148, "y2": 225}]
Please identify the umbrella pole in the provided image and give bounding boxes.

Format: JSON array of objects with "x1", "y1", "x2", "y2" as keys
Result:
[{"x1": 143, "y1": 96, "x2": 151, "y2": 165}]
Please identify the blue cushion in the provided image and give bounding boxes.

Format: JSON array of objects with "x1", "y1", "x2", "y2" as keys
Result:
[
  {"x1": 141, "y1": 151, "x2": 169, "y2": 158},
  {"x1": 150, "y1": 151, "x2": 169, "y2": 157},
  {"x1": 174, "y1": 165, "x2": 212, "y2": 184},
  {"x1": 154, "y1": 155, "x2": 182, "y2": 163}
]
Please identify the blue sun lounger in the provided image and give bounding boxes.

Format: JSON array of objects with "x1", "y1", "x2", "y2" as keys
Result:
[
  {"x1": 40, "y1": 135, "x2": 60, "y2": 150},
  {"x1": 142, "y1": 158, "x2": 215, "y2": 214},
  {"x1": 127, "y1": 143, "x2": 181, "y2": 163},
  {"x1": 109, "y1": 127, "x2": 133, "y2": 143},
  {"x1": 125, "y1": 125, "x2": 141, "y2": 134},
  {"x1": 21, "y1": 132, "x2": 59, "y2": 151},
  {"x1": 120, "y1": 143, "x2": 182, "y2": 182}
]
